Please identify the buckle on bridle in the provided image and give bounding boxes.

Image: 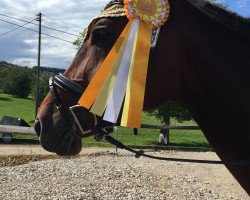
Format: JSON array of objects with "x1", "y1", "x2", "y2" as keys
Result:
[
  {"x1": 151, "y1": 27, "x2": 161, "y2": 48},
  {"x1": 69, "y1": 105, "x2": 97, "y2": 137}
]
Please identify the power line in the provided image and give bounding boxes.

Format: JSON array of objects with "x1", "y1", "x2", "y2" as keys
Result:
[
  {"x1": 0, "y1": 19, "x2": 35, "y2": 37},
  {"x1": 0, "y1": 10, "x2": 33, "y2": 20},
  {"x1": 0, "y1": 13, "x2": 79, "y2": 37},
  {"x1": 0, "y1": 18, "x2": 73, "y2": 43},
  {"x1": 43, "y1": 24, "x2": 79, "y2": 37},
  {"x1": 42, "y1": 15, "x2": 80, "y2": 31},
  {"x1": 0, "y1": 4, "x2": 36, "y2": 15},
  {"x1": 0, "y1": 18, "x2": 37, "y2": 32}
]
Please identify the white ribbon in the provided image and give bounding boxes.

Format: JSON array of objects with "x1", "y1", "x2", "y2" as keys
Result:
[{"x1": 103, "y1": 19, "x2": 139, "y2": 123}]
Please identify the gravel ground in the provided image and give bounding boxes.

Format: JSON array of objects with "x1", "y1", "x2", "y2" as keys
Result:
[{"x1": 0, "y1": 149, "x2": 249, "y2": 200}]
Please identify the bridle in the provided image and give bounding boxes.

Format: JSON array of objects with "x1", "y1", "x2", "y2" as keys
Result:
[
  {"x1": 49, "y1": 73, "x2": 98, "y2": 139},
  {"x1": 49, "y1": 73, "x2": 84, "y2": 119},
  {"x1": 48, "y1": 73, "x2": 250, "y2": 166}
]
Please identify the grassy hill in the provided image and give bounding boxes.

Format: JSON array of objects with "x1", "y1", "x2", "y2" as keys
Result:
[
  {"x1": 0, "y1": 93, "x2": 35, "y2": 125},
  {"x1": 0, "y1": 92, "x2": 210, "y2": 149}
]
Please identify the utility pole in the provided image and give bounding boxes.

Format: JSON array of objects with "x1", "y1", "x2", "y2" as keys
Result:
[{"x1": 35, "y1": 12, "x2": 42, "y2": 117}]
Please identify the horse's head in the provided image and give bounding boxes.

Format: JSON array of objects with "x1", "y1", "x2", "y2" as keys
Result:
[
  {"x1": 35, "y1": 0, "x2": 183, "y2": 155},
  {"x1": 35, "y1": 2, "x2": 128, "y2": 155}
]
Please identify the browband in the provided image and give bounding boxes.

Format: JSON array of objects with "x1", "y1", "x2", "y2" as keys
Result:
[{"x1": 104, "y1": 0, "x2": 124, "y2": 10}]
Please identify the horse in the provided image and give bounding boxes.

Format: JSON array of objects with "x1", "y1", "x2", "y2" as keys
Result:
[{"x1": 34, "y1": 0, "x2": 250, "y2": 195}]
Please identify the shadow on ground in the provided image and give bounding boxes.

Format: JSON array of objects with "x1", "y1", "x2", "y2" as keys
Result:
[
  {"x1": 0, "y1": 139, "x2": 39, "y2": 145},
  {"x1": 0, "y1": 97, "x2": 12, "y2": 101}
]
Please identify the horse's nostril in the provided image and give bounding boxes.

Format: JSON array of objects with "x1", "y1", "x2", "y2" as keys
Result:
[{"x1": 34, "y1": 119, "x2": 41, "y2": 137}]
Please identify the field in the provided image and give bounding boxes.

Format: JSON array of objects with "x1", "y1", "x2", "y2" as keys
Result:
[
  {"x1": 0, "y1": 93, "x2": 35, "y2": 125},
  {"x1": 0, "y1": 93, "x2": 210, "y2": 149}
]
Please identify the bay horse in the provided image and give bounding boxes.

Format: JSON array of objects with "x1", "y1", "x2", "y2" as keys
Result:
[{"x1": 35, "y1": 0, "x2": 250, "y2": 195}]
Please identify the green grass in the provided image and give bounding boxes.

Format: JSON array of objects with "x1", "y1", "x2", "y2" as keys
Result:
[
  {"x1": 0, "y1": 92, "x2": 210, "y2": 149},
  {"x1": 83, "y1": 113, "x2": 210, "y2": 149},
  {"x1": 0, "y1": 93, "x2": 35, "y2": 125}
]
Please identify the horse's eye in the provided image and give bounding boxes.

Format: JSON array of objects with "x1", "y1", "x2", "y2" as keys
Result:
[{"x1": 93, "y1": 29, "x2": 111, "y2": 44}]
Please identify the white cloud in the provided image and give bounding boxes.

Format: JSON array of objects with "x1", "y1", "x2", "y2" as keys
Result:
[
  {"x1": 0, "y1": 0, "x2": 107, "y2": 68},
  {"x1": 37, "y1": 0, "x2": 62, "y2": 9},
  {"x1": 12, "y1": 58, "x2": 37, "y2": 67}
]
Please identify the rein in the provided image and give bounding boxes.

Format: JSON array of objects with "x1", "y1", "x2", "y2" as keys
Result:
[
  {"x1": 49, "y1": 73, "x2": 250, "y2": 166},
  {"x1": 95, "y1": 127, "x2": 250, "y2": 166}
]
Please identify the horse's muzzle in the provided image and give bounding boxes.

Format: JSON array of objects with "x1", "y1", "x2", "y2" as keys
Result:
[{"x1": 34, "y1": 117, "x2": 83, "y2": 155}]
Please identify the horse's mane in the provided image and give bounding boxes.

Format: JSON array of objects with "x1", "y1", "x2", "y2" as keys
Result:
[
  {"x1": 85, "y1": 0, "x2": 250, "y2": 43},
  {"x1": 186, "y1": 0, "x2": 250, "y2": 37}
]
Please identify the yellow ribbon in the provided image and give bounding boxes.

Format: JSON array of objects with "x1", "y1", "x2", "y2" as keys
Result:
[
  {"x1": 78, "y1": 20, "x2": 133, "y2": 109},
  {"x1": 90, "y1": 21, "x2": 133, "y2": 116},
  {"x1": 121, "y1": 20, "x2": 152, "y2": 127}
]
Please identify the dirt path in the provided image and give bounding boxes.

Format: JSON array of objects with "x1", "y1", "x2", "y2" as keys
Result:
[{"x1": 0, "y1": 145, "x2": 249, "y2": 199}]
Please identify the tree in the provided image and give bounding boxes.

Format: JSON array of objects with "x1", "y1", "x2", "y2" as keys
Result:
[
  {"x1": 73, "y1": 29, "x2": 87, "y2": 49},
  {"x1": 31, "y1": 74, "x2": 50, "y2": 107},
  {"x1": 148, "y1": 102, "x2": 192, "y2": 146},
  {"x1": 147, "y1": 102, "x2": 192, "y2": 125},
  {"x1": 2, "y1": 67, "x2": 33, "y2": 98},
  {"x1": 0, "y1": 67, "x2": 8, "y2": 92}
]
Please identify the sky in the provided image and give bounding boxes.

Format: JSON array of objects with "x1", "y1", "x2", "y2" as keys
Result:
[{"x1": 0, "y1": 0, "x2": 249, "y2": 69}]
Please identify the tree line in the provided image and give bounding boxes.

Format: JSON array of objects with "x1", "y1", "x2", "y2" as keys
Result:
[
  {"x1": 0, "y1": 61, "x2": 64, "y2": 106},
  {"x1": 0, "y1": 61, "x2": 192, "y2": 126}
]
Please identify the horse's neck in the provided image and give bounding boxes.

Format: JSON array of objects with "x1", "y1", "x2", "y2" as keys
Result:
[{"x1": 172, "y1": 0, "x2": 250, "y2": 159}]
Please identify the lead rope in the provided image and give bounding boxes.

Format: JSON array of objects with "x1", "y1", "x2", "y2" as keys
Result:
[{"x1": 93, "y1": 128, "x2": 250, "y2": 166}]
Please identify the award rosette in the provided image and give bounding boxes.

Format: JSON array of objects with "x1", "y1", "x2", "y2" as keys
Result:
[
  {"x1": 78, "y1": 0, "x2": 170, "y2": 128},
  {"x1": 124, "y1": 0, "x2": 170, "y2": 29}
]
